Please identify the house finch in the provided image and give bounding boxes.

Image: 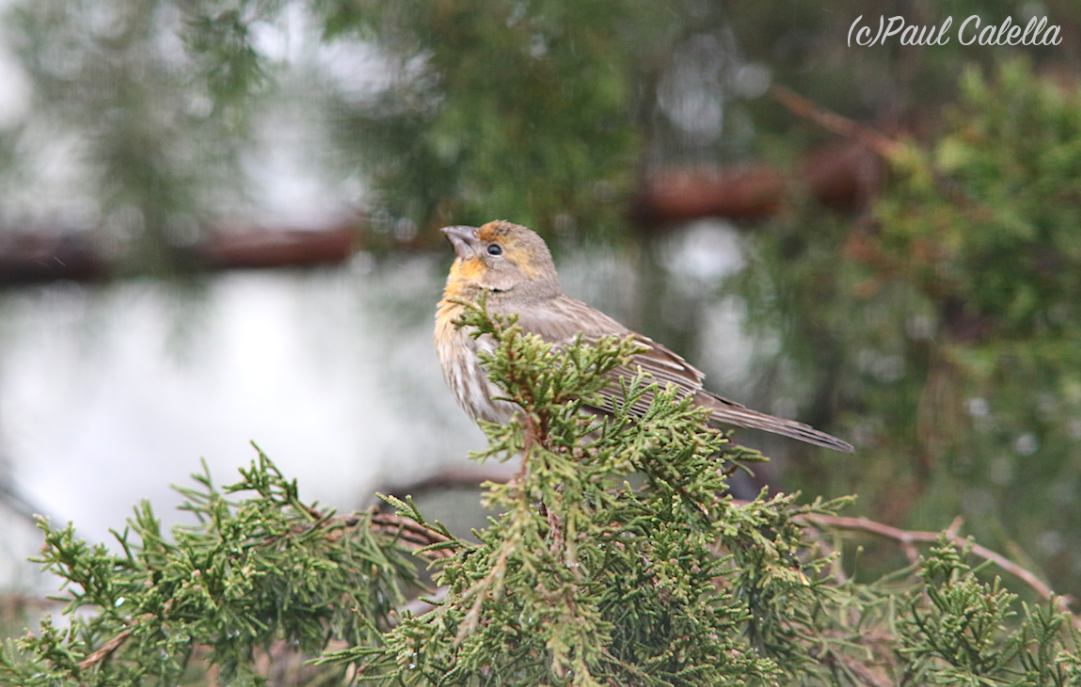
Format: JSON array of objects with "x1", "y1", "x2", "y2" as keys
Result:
[{"x1": 435, "y1": 220, "x2": 853, "y2": 453}]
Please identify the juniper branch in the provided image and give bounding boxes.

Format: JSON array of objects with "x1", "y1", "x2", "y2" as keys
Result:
[{"x1": 800, "y1": 511, "x2": 1079, "y2": 629}]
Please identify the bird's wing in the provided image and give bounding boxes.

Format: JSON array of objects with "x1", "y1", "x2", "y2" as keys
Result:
[
  {"x1": 605, "y1": 336, "x2": 853, "y2": 452},
  {"x1": 509, "y1": 295, "x2": 854, "y2": 453},
  {"x1": 597, "y1": 333, "x2": 707, "y2": 418},
  {"x1": 507, "y1": 295, "x2": 707, "y2": 416}
]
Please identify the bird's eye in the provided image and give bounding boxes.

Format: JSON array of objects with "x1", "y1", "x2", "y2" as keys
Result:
[{"x1": 487, "y1": 244, "x2": 503, "y2": 256}]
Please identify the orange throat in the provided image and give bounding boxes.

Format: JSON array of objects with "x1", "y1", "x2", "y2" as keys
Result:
[{"x1": 436, "y1": 261, "x2": 472, "y2": 330}]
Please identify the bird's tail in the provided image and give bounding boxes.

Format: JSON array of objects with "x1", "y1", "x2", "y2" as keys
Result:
[{"x1": 694, "y1": 392, "x2": 854, "y2": 453}]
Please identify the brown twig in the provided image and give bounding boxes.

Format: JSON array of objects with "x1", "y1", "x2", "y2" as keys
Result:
[
  {"x1": 384, "y1": 463, "x2": 520, "y2": 494},
  {"x1": 78, "y1": 625, "x2": 136, "y2": 671},
  {"x1": 772, "y1": 84, "x2": 986, "y2": 215},
  {"x1": 771, "y1": 86, "x2": 904, "y2": 159},
  {"x1": 800, "y1": 512, "x2": 1080, "y2": 629}
]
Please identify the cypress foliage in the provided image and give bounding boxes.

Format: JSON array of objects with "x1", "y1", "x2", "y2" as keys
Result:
[{"x1": 2, "y1": 298, "x2": 1080, "y2": 686}]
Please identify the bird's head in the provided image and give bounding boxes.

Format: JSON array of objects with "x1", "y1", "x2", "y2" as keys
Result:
[{"x1": 441, "y1": 221, "x2": 560, "y2": 300}]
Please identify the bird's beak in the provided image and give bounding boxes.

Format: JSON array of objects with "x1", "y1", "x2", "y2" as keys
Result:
[{"x1": 441, "y1": 225, "x2": 479, "y2": 259}]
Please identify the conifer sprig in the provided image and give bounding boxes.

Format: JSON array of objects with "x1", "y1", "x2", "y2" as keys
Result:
[{"x1": 1, "y1": 449, "x2": 423, "y2": 686}]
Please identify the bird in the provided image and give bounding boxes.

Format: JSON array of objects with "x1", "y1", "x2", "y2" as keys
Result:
[{"x1": 435, "y1": 220, "x2": 854, "y2": 453}]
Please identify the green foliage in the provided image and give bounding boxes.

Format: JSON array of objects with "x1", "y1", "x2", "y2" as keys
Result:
[
  {"x1": 309, "y1": 0, "x2": 676, "y2": 239},
  {"x1": 733, "y1": 60, "x2": 1081, "y2": 592},
  {"x1": 184, "y1": 6, "x2": 275, "y2": 111},
  {"x1": 328, "y1": 299, "x2": 838, "y2": 685},
  {"x1": 1, "y1": 453, "x2": 418, "y2": 686},
  {"x1": 6, "y1": 0, "x2": 1065, "y2": 261},
  {"x1": 3, "y1": 0, "x2": 262, "y2": 271},
  {"x1": 4, "y1": 301, "x2": 1081, "y2": 686},
  {"x1": 4, "y1": 0, "x2": 681, "y2": 250},
  {"x1": 899, "y1": 540, "x2": 1081, "y2": 686}
]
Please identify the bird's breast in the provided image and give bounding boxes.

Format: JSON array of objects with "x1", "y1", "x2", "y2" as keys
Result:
[{"x1": 435, "y1": 298, "x2": 517, "y2": 425}]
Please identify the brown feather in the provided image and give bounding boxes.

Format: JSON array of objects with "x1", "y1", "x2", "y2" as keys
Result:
[{"x1": 502, "y1": 294, "x2": 854, "y2": 454}]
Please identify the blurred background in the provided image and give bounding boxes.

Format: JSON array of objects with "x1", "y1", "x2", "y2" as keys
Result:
[{"x1": 1, "y1": 0, "x2": 1080, "y2": 617}]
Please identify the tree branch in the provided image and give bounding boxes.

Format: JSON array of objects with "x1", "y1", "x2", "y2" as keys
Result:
[
  {"x1": 800, "y1": 512, "x2": 1080, "y2": 629},
  {"x1": 770, "y1": 85, "x2": 904, "y2": 159},
  {"x1": 78, "y1": 625, "x2": 136, "y2": 671},
  {"x1": 819, "y1": 647, "x2": 893, "y2": 687}
]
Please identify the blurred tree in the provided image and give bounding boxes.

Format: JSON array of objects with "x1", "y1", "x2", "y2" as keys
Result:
[
  {"x1": 734, "y1": 60, "x2": 1081, "y2": 596},
  {"x1": 6, "y1": 0, "x2": 1076, "y2": 250},
  {"x1": 313, "y1": 0, "x2": 674, "y2": 241},
  {"x1": 3, "y1": 0, "x2": 265, "y2": 273}
]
